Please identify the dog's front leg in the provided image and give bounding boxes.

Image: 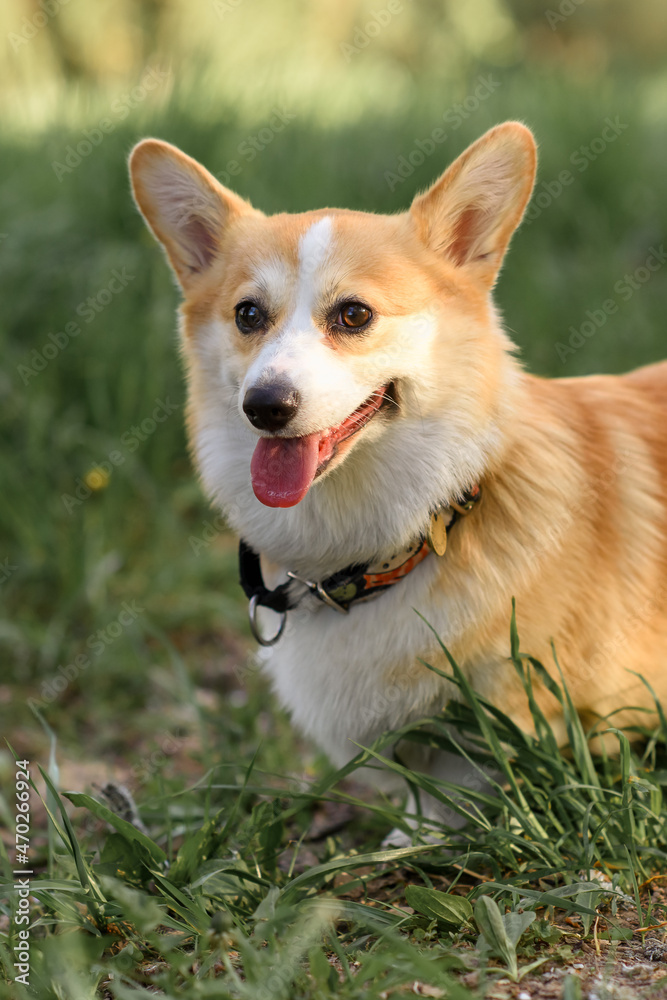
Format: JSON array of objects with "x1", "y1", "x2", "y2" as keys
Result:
[{"x1": 382, "y1": 741, "x2": 501, "y2": 847}]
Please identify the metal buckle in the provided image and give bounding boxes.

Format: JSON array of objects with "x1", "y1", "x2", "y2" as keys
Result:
[
  {"x1": 286, "y1": 571, "x2": 349, "y2": 614},
  {"x1": 450, "y1": 499, "x2": 475, "y2": 515},
  {"x1": 248, "y1": 594, "x2": 287, "y2": 646},
  {"x1": 450, "y1": 485, "x2": 482, "y2": 516}
]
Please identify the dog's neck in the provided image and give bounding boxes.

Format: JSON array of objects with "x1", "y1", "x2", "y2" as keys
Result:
[{"x1": 216, "y1": 401, "x2": 515, "y2": 582}]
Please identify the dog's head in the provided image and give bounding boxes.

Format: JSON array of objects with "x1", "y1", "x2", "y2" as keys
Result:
[{"x1": 129, "y1": 123, "x2": 536, "y2": 568}]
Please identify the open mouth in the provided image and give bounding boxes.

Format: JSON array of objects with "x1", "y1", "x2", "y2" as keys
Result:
[
  {"x1": 251, "y1": 382, "x2": 396, "y2": 508},
  {"x1": 316, "y1": 382, "x2": 395, "y2": 473}
]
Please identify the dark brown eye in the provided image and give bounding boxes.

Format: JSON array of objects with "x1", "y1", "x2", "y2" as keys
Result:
[
  {"x1": 235, "y1": 301, "x2": 266, "y2": 333},
  {"x1": 337, "y1": 302, "x2": 372, "y2": 330}
]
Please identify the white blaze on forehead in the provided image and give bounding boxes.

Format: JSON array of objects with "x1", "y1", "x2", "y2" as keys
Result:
[
  {"x1": 298, "y1": 215, "x2": 333, "y2": 275},
  {"x1": 292, "y1": 216, "x2": 333, "y2": 327}
]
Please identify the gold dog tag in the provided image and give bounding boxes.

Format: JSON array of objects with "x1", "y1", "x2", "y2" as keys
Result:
[{"x1": 427, "y1": 510, "x2": 448, "y2": 556}]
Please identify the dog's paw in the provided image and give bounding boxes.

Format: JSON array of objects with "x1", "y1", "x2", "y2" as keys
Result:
[
  {"x1": 381, "y1": 826, "x2": 414, "y2": 849},
  {"x1": 382, "y1": 823, "x2": 458, "y2": 849}
]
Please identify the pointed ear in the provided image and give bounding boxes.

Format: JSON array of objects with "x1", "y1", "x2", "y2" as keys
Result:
[
  {"x1": 129, "y1": 139, "x2": 254, "y2": 290},
  {"x1": 410, "y1": 122, "x2": 537, "y2": 287}
]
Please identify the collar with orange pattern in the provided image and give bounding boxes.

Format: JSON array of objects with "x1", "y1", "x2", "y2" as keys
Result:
[{"x1": 239, "y1": 485, "x2": 481, "y2": 644}]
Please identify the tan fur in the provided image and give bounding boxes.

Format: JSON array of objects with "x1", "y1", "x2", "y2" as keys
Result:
[
  {"x1": 129, "y1": 123, "x2": 667, "y2": 760},
  {"x1": 443, "y1": 365, "x2": 667, "y2": 739}
]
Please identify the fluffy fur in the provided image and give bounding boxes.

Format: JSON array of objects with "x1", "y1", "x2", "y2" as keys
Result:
[{"x1": 129, "y1": 123, "x2": 667, "y2": 824}]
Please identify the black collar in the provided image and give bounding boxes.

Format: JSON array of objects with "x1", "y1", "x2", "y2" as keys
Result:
[{"x1": 238, "y1": 485, "x2": 481, "y2": 644}]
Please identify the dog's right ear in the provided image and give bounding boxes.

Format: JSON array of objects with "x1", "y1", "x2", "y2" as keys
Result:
[{"x1": 129, "y1": 139, "x2": 254, "y2": 290}]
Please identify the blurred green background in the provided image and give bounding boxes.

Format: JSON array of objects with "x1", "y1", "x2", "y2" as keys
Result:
[{"x1": 1, "y1": 0, "x2": 667, "y2": 772}]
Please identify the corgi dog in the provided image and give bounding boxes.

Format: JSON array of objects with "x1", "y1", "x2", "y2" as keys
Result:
[{"x1": 130, "y1": 123, "x2": 667, "y2": 832}]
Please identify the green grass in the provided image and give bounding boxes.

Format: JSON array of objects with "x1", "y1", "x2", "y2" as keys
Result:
[
  {"x1": 2, "y1": 63, "x2": 667, "y2": 997},
  {"x1": 2, "y1": 613, "x2": 667, "y2": 997},
  {"x1": 2, "y1": 69, "x2": 667, "y2": 678}
]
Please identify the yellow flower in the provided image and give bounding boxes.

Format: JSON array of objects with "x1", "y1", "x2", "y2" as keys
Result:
[{"x1": 84, "y1": 466, "x2": 110, "y2": 492}]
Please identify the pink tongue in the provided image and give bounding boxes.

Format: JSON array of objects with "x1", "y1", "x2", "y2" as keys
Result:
[{"x1": 251, "y1": 433, "x2": 321, "y2": 508}]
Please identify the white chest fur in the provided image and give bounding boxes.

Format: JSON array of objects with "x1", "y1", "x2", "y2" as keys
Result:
[{"x1": 258, "y1": 551, "x2": 462, "y2": 766}]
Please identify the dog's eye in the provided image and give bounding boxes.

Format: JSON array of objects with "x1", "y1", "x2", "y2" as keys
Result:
[
  {"x1": 337, "y1": 302, "x2": 372, "y2": 330},
  {"x1": 235, "y1": 301, "x2": 266, "y2": 333}
]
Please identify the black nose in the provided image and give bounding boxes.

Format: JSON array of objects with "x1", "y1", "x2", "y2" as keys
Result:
[{"x1": 243, "y1": 384, "x2": 300, "y2": 432}]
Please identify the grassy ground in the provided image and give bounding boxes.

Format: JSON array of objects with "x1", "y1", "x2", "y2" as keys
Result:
[{"x1": 2, "y1": 66, "x2": 667, "y2": 997}]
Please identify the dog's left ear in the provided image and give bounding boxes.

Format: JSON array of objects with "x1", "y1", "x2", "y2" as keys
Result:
[{"x1": 410, "y1": 122, "x2": 536, "y2": 288}]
